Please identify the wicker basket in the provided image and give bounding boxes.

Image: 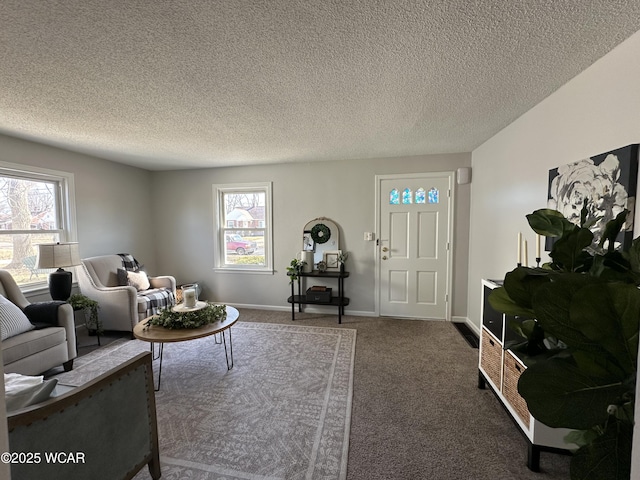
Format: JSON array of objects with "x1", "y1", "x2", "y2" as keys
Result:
[
  {"x1": 480, "y1": 328, "x2": 503, "y2": 389},
  {"x1": 502, "y1": 350, "x2": 531, "y2": 428}
]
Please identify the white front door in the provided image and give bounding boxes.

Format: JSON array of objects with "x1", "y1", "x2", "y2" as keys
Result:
[{"x1": 376, "y1": 173, "x2": 453, "y2": 319}]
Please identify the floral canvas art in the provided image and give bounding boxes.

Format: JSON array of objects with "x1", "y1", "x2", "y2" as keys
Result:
[{"x1": 547, "y1": 144, "x2": 639, "y2": 251}]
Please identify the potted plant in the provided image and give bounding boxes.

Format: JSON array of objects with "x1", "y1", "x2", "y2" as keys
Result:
[
  {"x1": 68, "y1": 293, "x2": 102, "y2": 335},
  {"x1": 488, "y1": 201, "x2": 638, "y2": 479},
  {"x1": 286, "y1": 258, "x2": 307, "y2": 283},
  {"x1": 337, "y1": 251, "x2": 349, "y2": 273}
]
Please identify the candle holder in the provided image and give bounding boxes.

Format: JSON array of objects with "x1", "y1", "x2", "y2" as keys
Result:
[
  {"x1": 181, "y1": 283, "x2": 199, "y2": 308},
  {"x1": 536, "y1": 257, "x2": 541, "y2": 268},
  {"x1": 517, "y1": 263, "x2": 522, "y2": 268}
]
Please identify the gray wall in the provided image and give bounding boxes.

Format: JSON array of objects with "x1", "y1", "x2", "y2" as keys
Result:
[
  {"x1": 151, "y1": 153, "x2": 471, "y2": 317},
  {"x1": 0, "y1": 133, "x2": 471, "y2": 317},
  {"x1": 0, "y1": 134, "x2": 157, "y2": 272}
]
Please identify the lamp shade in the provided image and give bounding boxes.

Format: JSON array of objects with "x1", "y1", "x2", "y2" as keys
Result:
[{"x1": 36, "y1": 242, "x2": 81, "y2": 269}]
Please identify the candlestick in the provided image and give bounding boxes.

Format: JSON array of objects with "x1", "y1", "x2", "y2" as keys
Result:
[
  {"x1": 536, "y1": 234, "x2": 541, "y2": 258},
  {"x1": 517, "y1": 232, "x2": 522, "y2": 265}
]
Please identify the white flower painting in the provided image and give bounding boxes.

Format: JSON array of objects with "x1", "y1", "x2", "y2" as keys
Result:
[{"x1": 547, "y1": 144, "x2": 638, "y2": 251}]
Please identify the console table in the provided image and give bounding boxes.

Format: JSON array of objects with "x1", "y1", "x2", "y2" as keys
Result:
[
  {"x1": 287, "y1": 270, "x2": 349, "y2": 323},
  {"x1": 478, "y1": 279, "x2": 574, "y2": 471}
]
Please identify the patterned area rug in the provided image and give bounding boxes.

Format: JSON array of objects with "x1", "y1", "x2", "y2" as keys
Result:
[{"x1": 53, "y1": 322, "x2": 356, "y2": 480}]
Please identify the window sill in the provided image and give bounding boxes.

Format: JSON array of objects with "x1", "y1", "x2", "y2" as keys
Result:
[
  {"x1": 21, "y1": 281, "x2": 79, "y2": 298},
  {"x1": 21, "y1": 283, "x2": 50, "y2": 295},
  {"x1": 213, "y1": 267, "x2": 274, "y2": 275}
]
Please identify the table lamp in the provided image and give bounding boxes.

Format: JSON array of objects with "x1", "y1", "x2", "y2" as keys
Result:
[{"x1": 36, "y1": 242, "x2": 81, "y2": 300}]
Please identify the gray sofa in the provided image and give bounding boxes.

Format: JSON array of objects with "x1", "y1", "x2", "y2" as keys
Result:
[{"x1": 0, "y1": 270, "x2": 77, "y2": 375}]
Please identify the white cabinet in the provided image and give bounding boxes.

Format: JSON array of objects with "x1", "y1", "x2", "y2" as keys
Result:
[{"x1": 478, "y1": 279, "x2": 575, "y2": 471}]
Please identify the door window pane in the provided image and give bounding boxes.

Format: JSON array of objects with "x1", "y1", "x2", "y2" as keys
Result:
[
  {"x1": 402, "y1": 188, "x2": 412, "y2": 204},
  {"x1": 428, "y1": 187, "x2": 439, "y2": 204},
  {"x1": 389, "y1": 188, "x2": 399, "y2": 205}
]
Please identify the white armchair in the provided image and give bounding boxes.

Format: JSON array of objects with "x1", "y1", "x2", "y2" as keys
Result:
[
  {"x1": 76, "y1": 255, "x2": 176, "y2": 333},
  {"x1": 0, "y1": 270, "x2": 77, "y2": 375}
]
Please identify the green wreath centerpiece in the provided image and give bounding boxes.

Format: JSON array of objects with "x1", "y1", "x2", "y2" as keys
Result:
[
  {"x1": 144, "y1": 303, "x2": 227, "y2": 330},
  {"x1": 311, "y1": 223, "x2": 331, "y2": 244}
]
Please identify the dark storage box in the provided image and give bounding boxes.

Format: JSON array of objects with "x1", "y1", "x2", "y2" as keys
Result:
[{"x1": 306, "y1": 286, "x2": 332, "y2": 303}]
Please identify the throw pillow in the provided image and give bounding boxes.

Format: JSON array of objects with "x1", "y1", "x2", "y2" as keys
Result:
[
  {"x1": 127, "y1": 270, "x2": 150, "y2": 291},
  {"x1": 0, "y1": 295, "x2": 35, "y2": 341},
  {"x1": 117, "y1": 267, "x2": 129, "y2": 286}
]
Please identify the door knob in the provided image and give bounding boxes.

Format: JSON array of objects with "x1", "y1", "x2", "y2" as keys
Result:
[
  {"x1": 382, "y1": 247, "x2": 388, "y2": 252},
  {"x1": 382, "y1": 256, "x2": 388, "y2": 260}
]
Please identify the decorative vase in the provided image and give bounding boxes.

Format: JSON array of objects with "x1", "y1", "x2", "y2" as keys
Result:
[{"x1": 300, "y1": 251, "x2": 314, "y2": 273}]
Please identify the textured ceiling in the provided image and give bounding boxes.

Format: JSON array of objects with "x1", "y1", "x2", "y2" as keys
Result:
[{"x1": 1, "y1": 1, "x2": 640, "y2": 171}]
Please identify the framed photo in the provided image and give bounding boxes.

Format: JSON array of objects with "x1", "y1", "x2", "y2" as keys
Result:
[
  {"x1": 547, "y1": 144, "x2": 638, "y2": 251},
  {"x1": 324, "y1": 250, "x2": 341, "y2": 270},
  {"x1": 302, "y1": 231, "x2": 315, "y2": 252}
]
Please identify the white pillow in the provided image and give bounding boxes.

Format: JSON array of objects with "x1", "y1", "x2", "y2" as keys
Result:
[
  {"x1": 127, "y1": 270, "x2": 150, "y2": 291},
  {"x1": 4, "y1": 373, "x2": 58, "y2": 411},
  {"x1": 0, "y1": 295, "x2": 34, "y2": 341}
]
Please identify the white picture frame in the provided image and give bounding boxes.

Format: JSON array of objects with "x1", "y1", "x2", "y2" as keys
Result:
[{"x1": 323, "y1": 250, "x2": 341, "y2": 271}]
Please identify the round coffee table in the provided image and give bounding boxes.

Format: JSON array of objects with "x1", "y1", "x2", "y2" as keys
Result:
[{"x1": 134, "y1": 305, "x2": 239, "y2": 390}]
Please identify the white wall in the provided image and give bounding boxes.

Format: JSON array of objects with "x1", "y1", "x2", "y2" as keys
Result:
[
  {"x1": 469, "y1": 29, "x2": 640, "y2": 477},
  {"x1": 151, "y1": 153, "x2": 471, "y2": 317},
  {"x1": 469, "y1": 29, "x2": 640, "y2": 327},
  {"x1": 0, "y1": 134, "x2": 158, "y2": 273}
]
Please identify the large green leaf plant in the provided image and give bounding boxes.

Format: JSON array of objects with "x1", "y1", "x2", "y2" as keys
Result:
[{"x1": 488, "y1": 201, "x2": 639, "y2": 480}]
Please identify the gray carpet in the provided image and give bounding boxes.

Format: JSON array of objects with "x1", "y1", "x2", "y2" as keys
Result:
[
  {"x1": 53, "y1": 321, "x2": 356, "y2": 480},
  {"x1": 237, "y1": 310, "x2": 571, "y2": 480},
  {"x1": 63, "y1": 309, "x2": 572, "y2": 480}
]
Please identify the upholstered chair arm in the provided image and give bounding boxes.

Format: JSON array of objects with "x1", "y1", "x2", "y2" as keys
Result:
[
  {"x1": 149, "y1": 275, "x2": 176, "y2": 294},
  {"x1": 86, "y1": 285, "x2": 137, "y2": 319},
  {"x1": 79, "y1": 283, "x2": 138, "y2": 332},
  {"x1": 57, "y1": 303, "x2": 77, "y2": 361},
  {"x1": 0, "y1": 269, "x2": 31, "y2": 310}
]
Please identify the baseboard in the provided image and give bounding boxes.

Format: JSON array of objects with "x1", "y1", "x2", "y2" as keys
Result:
[
  {"x1": 219, "y1": 302, "x2": 375, "y2": 318},
  {"x1": 225, "y1": 303, "x2": 290, "y2": 312},
  {"x1": 226, "y1": 302, "x2": 470, "y2": 321}
]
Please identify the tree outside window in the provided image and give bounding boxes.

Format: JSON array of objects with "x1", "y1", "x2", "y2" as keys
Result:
[{"x1": 0, "y1": 164, "x2": 76, "y2": 287}]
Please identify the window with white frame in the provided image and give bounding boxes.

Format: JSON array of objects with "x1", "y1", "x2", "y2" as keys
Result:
[
  {"x1": 0, "y1": 162, "x2": 77, "y2": 288},
  {"x1": 213, "y1": 182, "x2": 272, "y2": 272}
]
